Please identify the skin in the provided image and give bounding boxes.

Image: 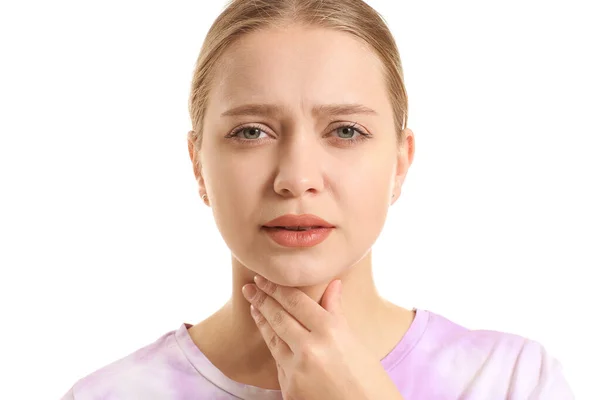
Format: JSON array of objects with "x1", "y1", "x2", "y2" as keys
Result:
[{"x1": 187, "y1": 24, "x2": 416, "y2": 391}]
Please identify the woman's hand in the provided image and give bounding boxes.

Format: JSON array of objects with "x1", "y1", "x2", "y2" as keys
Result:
[{"x1": 241, "y1": 276, "x2": 405, "y2": 400}]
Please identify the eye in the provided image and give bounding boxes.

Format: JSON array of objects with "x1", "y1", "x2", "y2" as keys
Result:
[
  {"x1": 226, "y1": 122, "x2": 372, "y2": 145},
  {"x1": 230, "y1": 125, "x2": 269, "y2": 140},
  {"x1": 330, "y1": 122, "x2": 372, "y2": 144},
  {"x1": 334, "y1": 124, "x2": 363, "y2": 139},
  {"x1": 226, "y1": 124, "x2": 273, "y2": 144}
]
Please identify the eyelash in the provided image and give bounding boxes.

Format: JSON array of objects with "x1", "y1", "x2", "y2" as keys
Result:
[{"x1": 226, "y1": 122, "x2": 372, "y2": 145}]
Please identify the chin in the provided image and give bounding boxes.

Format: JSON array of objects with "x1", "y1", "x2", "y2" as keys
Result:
[
  {"x1": 263, "y1": 259, "x2": 338, "y2": 287},
  {"x1": 243, "y1": 247, "x2": 363, "y2": 288},
  {"x1": 227, "y1": 228, "x2": 374, "y2": 286}
]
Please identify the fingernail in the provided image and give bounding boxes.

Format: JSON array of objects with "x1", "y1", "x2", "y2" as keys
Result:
[
  {"x1": 254, "y1": 274, "x2": 266, "y2": 288},
  {"x1": 242, "y1": 284, "x2": 257, "y2": 300}
]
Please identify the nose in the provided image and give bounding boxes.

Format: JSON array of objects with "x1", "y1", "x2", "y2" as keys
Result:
[{"x1": 273, "y1": 133, "x2": 325, "y2": 198}]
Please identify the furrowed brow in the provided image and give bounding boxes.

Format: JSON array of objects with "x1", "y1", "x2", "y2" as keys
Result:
[
  {"x1": 311, "y1": 103, "x2": 378, "y2": 118},
  {"x1": 221, "y1": 104, "x2": 286, "y2": 118},
  {"x1": 221, "y1": 103, "x2": 378, "y2": 118}
]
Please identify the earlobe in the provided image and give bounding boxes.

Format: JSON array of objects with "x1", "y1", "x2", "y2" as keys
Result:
[
  {"x1": 391, "y1": 188, "x2": 399, "y2": 204},
  {"x1": 201, "y1": 193, "x2": 210, "y2": 206}
]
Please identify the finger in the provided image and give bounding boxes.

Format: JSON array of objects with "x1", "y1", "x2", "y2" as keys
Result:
[
  {"x1": 246, "y1": 284, "x2": 310, "y2": 350},
  {"x1": 250, "y1": 304, "x2": 294, "y2": 362},
  {"x1": 254, "y1": 275, "x2": 330, "y2": 332},
  {"x1": 319, "y1": 279, "x2": 344, "y2": 316}
]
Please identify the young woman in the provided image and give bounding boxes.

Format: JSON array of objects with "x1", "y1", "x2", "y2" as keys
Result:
[{"x1": 62, "y1": 0, "x2": 573, "y2": 398}]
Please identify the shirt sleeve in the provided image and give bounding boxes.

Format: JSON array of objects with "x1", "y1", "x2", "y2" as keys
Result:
[{"x1": 514, "y1": 339, "x2": 575, "y2": 399}]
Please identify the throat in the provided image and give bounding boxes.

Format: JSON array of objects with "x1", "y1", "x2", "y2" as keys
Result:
[
  {"x1": 188, "y1": 307, "x2": 283, "y2": 390},
  {"x1": 228, "y1": 361, "x2": 282, "y2": 390}
]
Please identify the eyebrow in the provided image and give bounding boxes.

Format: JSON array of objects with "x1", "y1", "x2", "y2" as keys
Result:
[{"x1": 220, "y1": 103, "x2": 378, "y2": 118}]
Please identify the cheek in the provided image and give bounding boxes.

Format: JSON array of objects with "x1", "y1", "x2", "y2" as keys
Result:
[
  {"x1": 338, "y1": 154, "x2": 394, "y2": 231},
  {"x1": 201, "y1": 153, "x2": 246, "y2": 225},
  {"x1": 204, "y1": 148, "x2": 261, "y2": 198},
  {"x1": 210, "y1": 169, "x2": 259, "y2": 221},
  {"x1": 335, "y1": 152, "x2": 394, "y2": 202},
  {"x1": 206, "y1": 155, "x2": 273, "y2": 248}
]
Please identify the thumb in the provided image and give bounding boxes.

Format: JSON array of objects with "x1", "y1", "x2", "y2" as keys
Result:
[{"x1": 321, "y1": 279, "x2": 344, "y2": 315}]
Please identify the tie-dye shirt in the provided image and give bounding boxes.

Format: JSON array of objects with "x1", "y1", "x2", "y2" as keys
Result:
[{"x1": 61, "y1": 309, "x2": 573, "y2": 399}]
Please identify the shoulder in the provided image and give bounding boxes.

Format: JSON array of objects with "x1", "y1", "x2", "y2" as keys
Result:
[
  {"x1": 508, "y1": 338, "x2": 574, "y2": 399},
  {"x1": 64, "y1": 328, "x2": 193, "y2": 399},
  {"x1": 420, "y1": 311, "x2": 574, "y2": 398},
  {"x1": 420, "y1": 311, "x2": 534, "y2": 372}
]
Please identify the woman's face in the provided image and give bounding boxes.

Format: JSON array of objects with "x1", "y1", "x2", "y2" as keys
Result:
[{"x1": 191, "y1": 25, "x2": 414, "y2": 286}]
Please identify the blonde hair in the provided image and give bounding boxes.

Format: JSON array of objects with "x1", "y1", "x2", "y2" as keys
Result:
[{"x1": 188, "y1": 0, "x2": 408, "y2": 148}]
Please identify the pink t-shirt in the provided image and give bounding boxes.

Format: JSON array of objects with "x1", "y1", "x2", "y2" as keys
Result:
[{"x1": 61, "y1": 309, "x2": 573, "y2": 399}]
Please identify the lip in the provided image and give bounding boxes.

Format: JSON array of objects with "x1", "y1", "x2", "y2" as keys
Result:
[
  {"x1": 263, "y1": 214, "x2": 334, "y2": 228},
  {"x1": 262, "y1": 226, "x2": 333, "y2": 248}
]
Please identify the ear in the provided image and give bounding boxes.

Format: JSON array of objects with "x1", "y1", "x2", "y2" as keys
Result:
[
  {"x1": 391, "y1": 128, "x2": 415, "y2": 203},
  {"x1": 187, "y1": 130, "x2": 207, "y2": 194}
]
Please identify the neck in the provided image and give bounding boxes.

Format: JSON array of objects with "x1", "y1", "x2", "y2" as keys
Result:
[
  {"x1": 230, "y1": 249, "x2": 384, "y2": 328},
  {"x1": 190, "y1": 250, "x2": 413, "y2": 389}
]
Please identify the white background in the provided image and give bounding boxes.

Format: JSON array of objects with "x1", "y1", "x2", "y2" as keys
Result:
[{"x1": 0, "y1": 0, "x2": 598, "y2": 398}]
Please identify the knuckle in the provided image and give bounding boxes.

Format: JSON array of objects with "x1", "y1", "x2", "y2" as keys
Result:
[
  {"x1": 298, "y1": 343, "x2": 317, "y2": 362},
  {"x1": 263, "y1": 280, "x2": 278, "y2": 295},
  {"x1": 321, "y1": 324, "x2": 337, "y2": 340},
  {"x1": 254, "y1": 313, "x2": 268, "y2": 327},
  {"x1": 268, "y1": 334, "x2": 279, "y2": 348},
  {"x1": 271, "y1": 310, "x2": 285, "y2": 327},
  {"x1": 253, "y1": 292, "x2": 267, "y2": 308},
  {"x1": 286, "y1": 293, "x2": 301, "y2": 309}
]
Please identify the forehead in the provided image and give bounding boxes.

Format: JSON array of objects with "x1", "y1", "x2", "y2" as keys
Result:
[{"x1": 207, "y1": 25, "x2": 390, "y2": 115}]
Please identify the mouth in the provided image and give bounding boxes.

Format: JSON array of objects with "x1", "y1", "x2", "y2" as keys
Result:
[
  {"x1": 261, "y1": 226, "x2": 334, "y2": 248},
  {"x1": 264, "y1": 226, "x2": 326, "y2": 231},
  {"x1": 263, "y1": 213, "x2": 334, "y2": 229},
  {"x1": 261, "y1": 214, "x2": 335, "y2": 248}
]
